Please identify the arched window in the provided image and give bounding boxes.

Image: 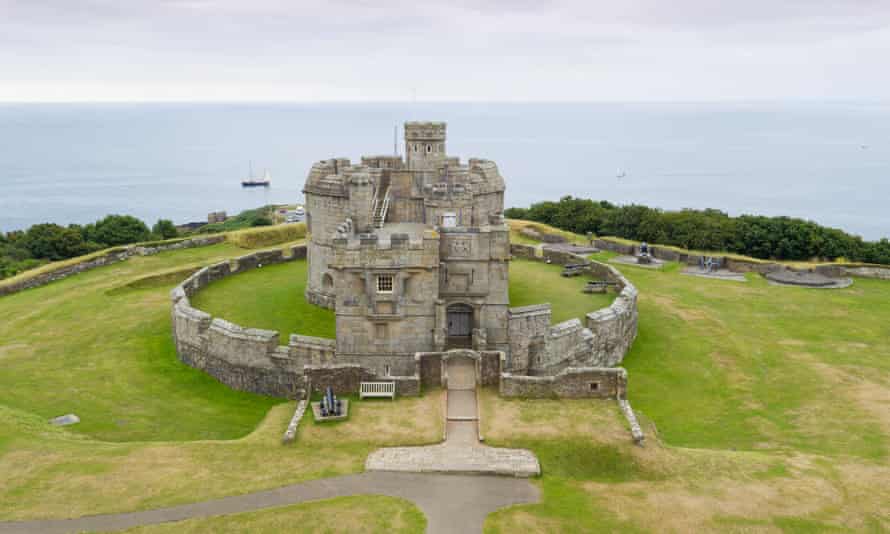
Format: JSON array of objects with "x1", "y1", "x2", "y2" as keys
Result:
[
  {"x1": 426, "y1": 144, "x2": 432, "y2": 153},
  {"x1": 413, "y1": 144, "x2": 418, "y2": 152},
  {"x1": 322, "y1": 273, "x2": 334, "y2": 290}
]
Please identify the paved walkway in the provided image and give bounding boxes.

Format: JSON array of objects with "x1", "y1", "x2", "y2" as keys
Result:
[
  {"x1": 365, "y1": 357, "x2": 541, "y2": 477},
  {"x1": 0, "y1": 472, "x2": 539, "y2": 534}
]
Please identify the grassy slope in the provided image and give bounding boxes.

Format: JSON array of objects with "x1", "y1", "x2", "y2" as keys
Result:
[
  {"x1": 482, "y1": 248, "x2": 890, "y2": 532},
  {"x1": 191, "y1": 260, "x2": 335, "y2": 343},
  {"x1": 121, "y1": 495, "x2": 425, "y2": 533},
  {"x1": 0, "y1": 242, "x2": 279, "y2": 442},
  {"x1": 2, "y1": 224, "x2": 889, "y2": 530}
]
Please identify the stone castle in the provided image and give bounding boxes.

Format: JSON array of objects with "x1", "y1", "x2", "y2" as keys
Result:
[
  {"x1": 170, "y1": 121, "x2": 639, "y2": 401},
  {"x1": 303, "y1": 122, "x2": 511, "y2": 377}
]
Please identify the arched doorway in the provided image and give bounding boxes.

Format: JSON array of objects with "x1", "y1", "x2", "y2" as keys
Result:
[{"x1": 446, "y1": 303, "x2": 473, "y2": 349}]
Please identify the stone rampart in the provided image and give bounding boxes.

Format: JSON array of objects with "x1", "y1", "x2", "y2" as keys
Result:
[
  {"x1": 171, "y1": 243, "x2": 339, "y2": 399},
  {"x1": 594, "y1": 237, "x2": 890, "y2": 280},
  {"x1": 509, "y1": 243, "x2": 638, "y2": 371},
  {"x1": 499, "y1": 367, "x2": 628, "y2": 399},
  {"x1": 0, "y1": 235, "x2": 225, "y2": 298}
]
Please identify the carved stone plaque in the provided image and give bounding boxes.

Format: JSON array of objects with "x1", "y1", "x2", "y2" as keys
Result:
[{"x1": 449, "y1": 238, "x2": 471, "y2": 257}]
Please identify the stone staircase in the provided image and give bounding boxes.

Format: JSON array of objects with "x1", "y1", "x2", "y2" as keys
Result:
[{"x1": 372, "y1": 176, "x2": 391, "y2": 228}]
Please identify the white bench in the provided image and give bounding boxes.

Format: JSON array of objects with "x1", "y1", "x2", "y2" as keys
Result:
[{"x1": 360, "y1": 381, "x2": 396, "y2": 400}]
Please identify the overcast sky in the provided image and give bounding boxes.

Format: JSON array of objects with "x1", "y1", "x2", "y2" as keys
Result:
[{"x1": 1, "y1": 0, "x2": 889, "y2": 102}]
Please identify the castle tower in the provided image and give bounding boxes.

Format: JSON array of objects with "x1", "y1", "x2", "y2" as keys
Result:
[
  {"x1": 405, "y1": 121, "x2": 446, "y2": 171},
  {"x1": 346, "y1": 171, "x2": 374, "y2": 234}
]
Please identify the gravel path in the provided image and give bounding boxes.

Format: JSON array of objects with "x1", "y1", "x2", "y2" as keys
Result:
[{"x1": 0, "y1": 472, "x2": 539, "y2": 534}]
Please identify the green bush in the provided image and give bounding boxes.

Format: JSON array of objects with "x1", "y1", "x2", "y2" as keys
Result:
[
  {"x1": 152, "y1": 219, "x2": 179, "y2": 239},
  {"x1": 85, "y1": 215, "x2": 152, "y2": 246},
  {"x1": 510, "y1": 196, "x2": 889, "y2": 264}
]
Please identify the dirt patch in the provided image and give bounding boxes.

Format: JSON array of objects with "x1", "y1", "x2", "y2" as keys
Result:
[
  {"x1": 805, "y1": 359, "x2": 890, "y2": 438},
  {"x1": 832, "y1": 461, "x2": 890, "y2": 529},
  {"x1": 0, "y1": 343, "x2": 28, "y2": 361},
  {"x1": 301, "y1": 390, "x2": 444, "y2": 447},
  {"x1": 778, "y1": 339, "x2": 806, "y2": 347},
  {"x1": 480, "y1": 391, "x2": 628, "y2": 444},
  {"x1": 584, "y1": 472, "x2": 842, "y2": 532},
  {"x1": 648, "y1": 294, "x2": 711, "y2": 322}
]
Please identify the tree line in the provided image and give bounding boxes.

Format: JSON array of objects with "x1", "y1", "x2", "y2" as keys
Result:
[
  {"x1": 505, "y1": 196, "x2": 890, "y2": 265},
  {"x1": 0, "y1": 215, "x2": 178, "y2": 279},
  {"x1": 0, "y1": 206, "x2": 282, "y2": 280}
]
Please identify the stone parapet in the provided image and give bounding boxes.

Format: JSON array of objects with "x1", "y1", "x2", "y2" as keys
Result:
[
  {"x1": 499, "y1": 367, "x2": 628, "y2": 399},
  {"x1": 508, "y1": 243, "x2": 638, "y2": 371},
  {"x1": 593, "y1": 237, "x2": 890, "y2": 281},
  {"x1": 171, "y1": 244, "x2": 336, "y2": 399}
]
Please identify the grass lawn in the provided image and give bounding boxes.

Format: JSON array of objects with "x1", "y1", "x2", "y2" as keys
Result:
[
  {"x1": 481, "y1": 248, "x2": 890, "y2": 532},
  {"x1": 0, "y1": 241, "x2": 444, "y2": 520},
  {"x1": 121, "y1": 495, "x2": 425, "y2": 533},
  {"x1": 509, "y1": 259, "x2": 615, "y2": 323},
  {"x1": 191, "y1": 260, "x2": 335, "y2": 343},
  {"x1": 2, "y1": 225, "x2": 890, "y2": 530}
]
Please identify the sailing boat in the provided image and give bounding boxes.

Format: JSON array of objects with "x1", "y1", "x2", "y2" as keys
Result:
[
  {"x1": 616, "y1": 169, "x2": 627, "y2": 179},
  {"x1": 242, "y1": 162, "x2": 271, "y2": 187}
]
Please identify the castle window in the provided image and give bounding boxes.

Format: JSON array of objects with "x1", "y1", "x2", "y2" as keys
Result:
[
  {"x1": 413, "y1": 144, "x2": 418, "y2": 152},
  {"x1": 426, "y1": 144, "x2": 432, "y2": 153},
  {"x1": 384, "y1": 364, "x2": 391, "y2": 376},
  {"x1": 376, "y1": 323, "x2": 388, "y2": 339},
  {"x1": 590, "y1": 382, "x2": 600, "y2": 392},
  {"x1": 377, "y1": 274, "x2": 394, "y2": 293},
  {"x1": 442, "y1": 212, "x2": 457, "y2": 228},
  {"x1": 322, "y1": 273, "x2": 334, "y2": 290}
]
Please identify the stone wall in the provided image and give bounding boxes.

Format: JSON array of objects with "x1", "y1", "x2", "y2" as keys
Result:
[
  {"x1": 0, "y1": 235, "x2": 226, "y2": 297},
  {"x1": 171, "y1": 244, "x2": 340, "y2": 399},
  {"x1": 508, "y1": 243, "x2": 639, "y2": 371},
  {"x1": 594, "y1": 237, "x2": 890, "y2": 281},
  {"x1": 499, "y1": 367, "x2": 628, "y2": 399},
  {"x1": 505, "y1": 304, "x2": 551, "y2": 373},
  {"x1": 304, "y1": 364, "x2": 419, "y2": 397}
]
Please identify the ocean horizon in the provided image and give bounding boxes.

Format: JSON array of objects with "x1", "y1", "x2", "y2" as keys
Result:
[{"x1": 1, "y1": 101, "x2": 888, "y2": 240}]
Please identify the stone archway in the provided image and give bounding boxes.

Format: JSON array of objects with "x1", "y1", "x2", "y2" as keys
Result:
[{"x1": 442, "y1": 350, "x2": 480, "y2": 390}]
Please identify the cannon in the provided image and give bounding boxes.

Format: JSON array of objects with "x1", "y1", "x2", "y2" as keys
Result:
[
  {"x1": 636, "y1": 242, "x2": 652, "y2": 264},
  {"x1": 322, "y1": 386, "x2": 342, "y2": 417}
]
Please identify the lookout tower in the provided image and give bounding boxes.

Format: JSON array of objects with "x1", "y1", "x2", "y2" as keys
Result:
[{"x1": 405, "y1": 121, "x2": 446, "y2": 171}]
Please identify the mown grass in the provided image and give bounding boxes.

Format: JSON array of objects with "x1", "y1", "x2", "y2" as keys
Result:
[
  {"x1": 2, "y1": 225, "x2": 890, "y2": 530},
  {"x1": 0, "y1": 242, "x2": 280, "y2": 442},
  {"x1": 509, "y1": 259, "x2": 615, "y2": 323},
  {"x1": 120, "y1": 495, "x2": 426, "y2": 533},
  {"x1": 190, "y1": 260, "x2": 335, "y2": 343},
  {"x1": 0, "y1": 391, "x2": 444, "y2": 520},
  {"x1": 225, "y1": 222, "x2": 307, "y2": 249},
  {"x1": 482, "y1": 250, "x2": 890, "y2": 532}
]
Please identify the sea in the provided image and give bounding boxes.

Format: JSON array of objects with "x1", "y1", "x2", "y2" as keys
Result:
[{"x1": 1, "y1": 101, "x2": 888, "y2": 240}]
